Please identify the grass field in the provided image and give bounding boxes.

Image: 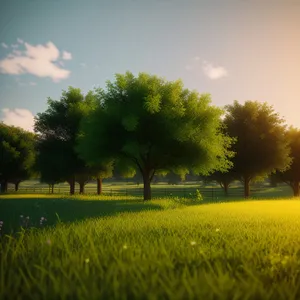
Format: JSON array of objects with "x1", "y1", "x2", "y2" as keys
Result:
[{"x1": 1, "y1": 194, "x2": 300, "y2": 299}]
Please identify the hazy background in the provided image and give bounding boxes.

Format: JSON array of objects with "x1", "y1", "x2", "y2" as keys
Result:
[{"x1": 0, "y1": 0, "x2": 299, "y2": 131}]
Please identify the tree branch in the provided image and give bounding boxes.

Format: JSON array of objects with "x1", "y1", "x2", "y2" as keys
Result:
[
  {"x1": 122, "y1": 152, "x2": 143, "y2": 174},
  {"x1": 150, "y1": 169, "x2": 156, "y2": 181}
]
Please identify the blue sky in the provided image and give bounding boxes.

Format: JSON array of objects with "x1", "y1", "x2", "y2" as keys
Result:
[{"x1": 0, "y1": 0, "x2": 299, "y2": 131}]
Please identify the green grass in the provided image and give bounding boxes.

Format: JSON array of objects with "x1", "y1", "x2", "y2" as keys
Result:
[{"x1": 1, "y1": 195, "x2": 300, "y2": 299}]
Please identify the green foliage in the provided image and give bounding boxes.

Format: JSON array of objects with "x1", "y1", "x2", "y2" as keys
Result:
[
  {"x1": 0, "y1": 123, "x2": 36, "y2": 191},
  {"x1": 276, "y1": 127, "x2": 300, "y2": 195},
  {"x1": 195, "y1": 189, "x2": 203, "y2": 201},
  {"x1": 77, "y1": 72, "x2": 234, "y2": 200},
  {"x1": 224, "y1": 100, "x2": 291, "y2": 197},
  {"x1": 35, "y1": 87, "x2": 106, "y2": 189},
  {"x1": 204, "y1": 170, "x2": 237, "y2": 191}
]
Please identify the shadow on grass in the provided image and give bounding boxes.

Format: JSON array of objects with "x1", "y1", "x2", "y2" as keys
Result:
[{"x1": 0, "y1": 196, "x2": 163, "y2": 235}]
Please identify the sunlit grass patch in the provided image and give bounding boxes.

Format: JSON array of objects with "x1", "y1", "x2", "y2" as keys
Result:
[{"x1": 2, "y1": 198, "x2": 300, "y2": 299}]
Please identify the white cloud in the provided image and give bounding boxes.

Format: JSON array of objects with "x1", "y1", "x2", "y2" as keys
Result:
[
  {"x1": 62, "y1": 50, "x2": 72, "y2": 60},
  {"x1": 1, "y1": 42, "x2": 8, "y2": 48},
  {"x1": 202, "y1": 61, "x2": 228, "y2": 80},
  {"x1": 29, "y1": 82, "x2": 37, "y2": 86},
  {"x1": 80, "y1": 62, "x2": 87, "y2": 67},
  {"x1": 0, "y1": 41, "x2": 71, "y2": 82},
  {"x1": 17, "y1": 38, "x2": 24, "y2": 44},
  {"x1": 194, "y1": 56, "x2": 200, "y2": 61},
  {"x1": 185, "y1": 65, "x2": 193, "y2": 71},
  {"x1": 1, "y1": 108, "x2": 35, "y2": 132},
  {"x1": 11, "y1": 44, "x2": 18, "y2": 49}
]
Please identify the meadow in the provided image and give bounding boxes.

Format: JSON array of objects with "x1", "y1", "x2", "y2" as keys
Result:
[{"x1": 1, "y1": 191, "x2": 300, "y2": 299}]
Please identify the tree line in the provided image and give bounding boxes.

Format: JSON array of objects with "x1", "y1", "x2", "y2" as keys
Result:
[{"x1": 1, "y1": 72, "x2": 299, "y2": 200}]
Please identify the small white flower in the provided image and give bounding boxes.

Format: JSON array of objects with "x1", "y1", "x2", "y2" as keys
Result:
[
  {"x1": 215, "y1": 228, "x2": 220, "y2": 232},
  {"x1": 20, "y1": 215, "x2": 23, "y2": 218},
  {"x1": 85, "y1": 258, "x2": 90, "y2": 263},
  {"x1": 26, "y1": 216, "x2": 29, "y2": 219},
  {"x1": 190, "y1": 241, "x2": 196, "y2": 246}
]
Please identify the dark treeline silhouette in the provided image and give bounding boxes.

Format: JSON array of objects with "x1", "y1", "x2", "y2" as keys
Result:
[{"x1": 1, "y1": 72, "x2": 299, "y2": 199}]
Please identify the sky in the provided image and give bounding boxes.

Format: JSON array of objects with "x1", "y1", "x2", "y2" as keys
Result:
[{"x1": 0, "y1": 0, "x2": 299, "y2": 132}]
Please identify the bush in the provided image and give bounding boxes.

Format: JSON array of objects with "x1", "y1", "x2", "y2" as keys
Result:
[{"x1": 195, "y1": 189, "x2": 203, "y2": 202}]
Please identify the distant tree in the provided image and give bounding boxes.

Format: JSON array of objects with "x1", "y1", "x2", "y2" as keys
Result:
[
  {"x1": 34, "y1": 87, "x2": 99, "y2": 194},
  {"x1": 88, "y1": 162, "x2": 114, "y2": 194},
  {"x1": 76, "y1": 72, "x2": 234, "y2": 200},
  {"x1": 224, "y1": 101, "x2": 291, "y2": 198},
  {"x1": 112, "y1": 162, "x2": 136, "y2": 181},
  {"x1": 161, "y1": 168, "x2": 188, "y2": 185},
  {"x1": 204, "y1": 170, "x2": 237, "y2": 196},
  {"x1": 0, "y1": 123, "x2": 36, "y2": 193},
  {"x1": 269, "y1": 172, "x2": 279, "y2": 188},
  {"x1": 276, "y1": 127, "x2": 300, "y2": 196}
]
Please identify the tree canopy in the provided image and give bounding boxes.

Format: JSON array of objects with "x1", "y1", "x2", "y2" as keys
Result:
[
  {"x1": 0, "y1": 123, "x2": 36, "y2": 193},
  {"x1": 224, "y1": 100, "x2": 291, "y2": 198},
  {"x1": 34, "y1": 87, "x2": 103, "y2": 194},
  {"x1": 276, "y1": 127, "x2": 300, "y2": 196},
  {"x1": 76, "y1": 72, "x2": 234, "y2": 200}
]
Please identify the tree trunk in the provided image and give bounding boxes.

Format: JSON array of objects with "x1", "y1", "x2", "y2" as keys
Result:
[
  {"x1": 244, "y1": 177, "x2": 250, "y2": 198},
  {"x1": 0, "y1": 180, "x2": 8, "y2": 193},
  {"x1": 270, "y1": 176, "x2": 278, "y2": 187},
  {"x1": 15, "y1": 181, "x2": 20, "y2": 192},
  {"x1": 79, "y1": 182, "x2": 85, "y2": 194},
  {"x1": 96, "y1": 177, "x2": 102, "y2": 195},
  {"x1": 51, "y1": 183, "x2": 54, "y2": 194},
  {"x1": 143, "y1": 172, "x2": 152, "y2": 201},
  {"x1": 224, "y1": 182, "x2": 229, "y2": 196},
  {"x1": 69, "y1": 178, "x2": 75, "y2": 195},
  {"x1": 293, "y1": 181, "x2": 300, "y2": 197}
]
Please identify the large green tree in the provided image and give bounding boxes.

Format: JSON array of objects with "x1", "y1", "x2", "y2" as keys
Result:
[
  {"x1": 35, "y1": 87, "x2": 99, "y2": 194},
  {"x1": 276, "y1": 127, "x2": 300, "y2": 197},
  {"x1": 0, "y1": 123, "x2": 36, "y2": 193},
  {"x1": 224, "y1": 101, "x2": 291, "y2": 198},
  {"x1": 77, "y1": 72, "x2": 234, "y2": 200}
]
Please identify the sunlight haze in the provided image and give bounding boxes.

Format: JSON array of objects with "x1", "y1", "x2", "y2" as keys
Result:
[{"x1": 0, "y1": 0, "x2": 299, "y2": 131}]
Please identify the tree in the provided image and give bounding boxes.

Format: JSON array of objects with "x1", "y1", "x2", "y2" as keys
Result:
[
  {"x1": 276, "y1": 127, "x2": 300, "y2": 197},
  {"x1": 0, "y1": 123, "x2": 36, "y2": 193},
  {"x1": 77, "y1": 72, "x2": 234, "y2": 200},
  {"x1": 224, "y1": 100, "x2": 291, "y2": 198},
  {"x1": 34, "y1": 87, "x2": 99, "y2": 195},
  {"x1": 204, "y1": 170, "x2": 237, "y2": 196},
  {"x1": 35, "y1": 136, "x2": 67, "y2": 193},
  {"x1": 269, "y1": 172, "x2": 279, "y2": 187},
  {"x1": 83, "y1": 162, "x2": 114, "y2": 195}
]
